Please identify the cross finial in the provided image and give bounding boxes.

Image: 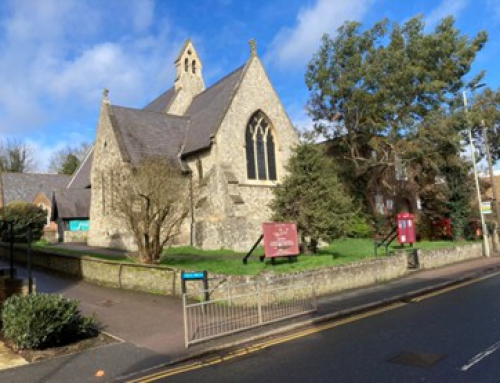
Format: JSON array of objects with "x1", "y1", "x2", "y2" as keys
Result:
[
  {"x1": 249, "y1": 39, "x2": 257, "y2": 56},
  {"x1": 102, "y1": 88, "x2": 109, "y2": 103}
]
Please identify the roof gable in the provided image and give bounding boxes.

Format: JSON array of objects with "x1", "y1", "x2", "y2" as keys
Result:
[
  {"x1": 110, "y1": 106, "x2": 189, "y2": 165},
  {"x1": 181, "y1": 64, "x2": 247, "y2": 156},
  {"x1": 1, "y1": 173, "x2": 71, "y2": 205}
]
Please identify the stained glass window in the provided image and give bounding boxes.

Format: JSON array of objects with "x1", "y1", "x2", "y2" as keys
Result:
[{"x1": 245, "y1": 111, "x2": 277, "y2": 181}]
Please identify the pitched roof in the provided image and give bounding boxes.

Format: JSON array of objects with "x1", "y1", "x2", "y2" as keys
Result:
[
  {"x1": 181, "y1": 64, "x2": 246, "y2": 156},
  {"x1": 52, "y1": 188, "x2": 91, "y2": 220},
  {"x1": 67, "y1": 146, "x2": 93, "y2": 189},
  {"x1": 110, "y1": 106, "x2": 189, "y2": 165},
  {"x1": 1, "y1": 173, "x2": 71, "y2": 206},
  {"x1": 142, "y1": 87, "x2": 176, "y2": 113}
]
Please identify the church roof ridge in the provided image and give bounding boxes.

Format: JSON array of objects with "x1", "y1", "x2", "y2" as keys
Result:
[{"x1": 114, "y1": 104, "x2": 190, "y2": 120}]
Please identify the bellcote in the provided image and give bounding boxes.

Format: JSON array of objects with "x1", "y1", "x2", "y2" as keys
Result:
[
  {"x1": 174, "y1": 39, "x2": 205, "y2": 93},
  {"x1": 167, "y1": 39, "x2": 206, "y2": 115}
]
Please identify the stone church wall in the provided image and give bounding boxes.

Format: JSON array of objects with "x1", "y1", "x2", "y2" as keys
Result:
[
  {"x1": 191, "y1": 56, "x2": 299, "y2": 251},
  {"x1": 88, "y1": 53, "x2": 300, "y2": 253},
  {"x1": 88, "y1": 102, "x2": 136, "y2": 251}
]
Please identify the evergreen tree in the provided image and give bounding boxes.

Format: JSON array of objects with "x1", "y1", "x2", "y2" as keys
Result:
[
  {"x1": 271, "y1": 144, "x2": 353, "y2": 253},
  {"x1": 60, "y1": 154, "x2": 80, "y2": 175},
  {"x1": 48, "y1": 142, "x2": 90, "y2": 174},
  {"x1": 305, "y1": 16, "x2": 488, "y2": 214}
]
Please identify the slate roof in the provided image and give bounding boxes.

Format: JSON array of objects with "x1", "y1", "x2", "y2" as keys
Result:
[
  {"x1": 110, "y1": 106, "x2": 190, "y2": 165},
  {"x1": 142, "y1": 87, "x2": 176, "y2": 113},
  {"x1": 67, "y1": 147, "x2": 93, "y2": 189},
  {"x1": 182, "y1": 65, "x2": 246, "y2": 156},
  {"x1": 52, "y1": 188, "x2": 91, "y2": 220},
  {"x1": 107, "y1": 62, "x2": 247, "y2": 164},
  {"x1": 1, "y1": 173, "x2": 71, "y2": 206}
]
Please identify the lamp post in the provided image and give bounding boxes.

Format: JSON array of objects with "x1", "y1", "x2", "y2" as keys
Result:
[{"x1": 463, "y1": 89, "x2": 490, "y2": 257}]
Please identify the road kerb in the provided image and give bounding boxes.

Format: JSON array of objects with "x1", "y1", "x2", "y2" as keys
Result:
[{"x1": 117, "y1": 262, "x2": 500, "y2": 382}]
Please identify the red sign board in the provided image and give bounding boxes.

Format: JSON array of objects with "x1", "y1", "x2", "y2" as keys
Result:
[{"x1": 262, "y1": 222, "x2": 299, "y2": 258}]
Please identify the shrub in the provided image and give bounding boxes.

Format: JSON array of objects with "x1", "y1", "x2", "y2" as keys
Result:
[
  {"x1": 2, "y1": 294, "x2": 98, "y2": 350},
  {"x1": 0, "y1": 201, "x2": 47, "y2": 243},
  {"x1": 347, "y1": 216, "x2": 373, "y2": 238}
]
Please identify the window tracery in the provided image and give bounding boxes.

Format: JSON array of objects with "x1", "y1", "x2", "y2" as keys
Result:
[{"x1": 245, "y1": 111, "x2": 277, "y2": 181}]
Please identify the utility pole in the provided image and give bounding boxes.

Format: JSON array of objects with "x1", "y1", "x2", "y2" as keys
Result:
[{"x1": 464, "y1": 91, "x2": 490, "y2": 257}]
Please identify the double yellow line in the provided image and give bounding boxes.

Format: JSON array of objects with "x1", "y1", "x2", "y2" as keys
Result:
[
  {"x1": 128, "y1": 270, "x2": 500, "y2": 382},
  {"x1": 127, "y1": 303, "x2": 405, "y2": 382}
]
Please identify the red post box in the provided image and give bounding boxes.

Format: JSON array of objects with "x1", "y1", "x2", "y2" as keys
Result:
[{"x1": 397, "y1": 212, "x2": 416, "y2": 245}]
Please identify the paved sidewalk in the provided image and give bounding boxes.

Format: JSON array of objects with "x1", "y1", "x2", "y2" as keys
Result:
[
  {"x1": 1, "y1": 254, "x2": 500, "y2": 382},
  {"x1": 0, "y1": 342, "x2": 27, "y2": 371}
]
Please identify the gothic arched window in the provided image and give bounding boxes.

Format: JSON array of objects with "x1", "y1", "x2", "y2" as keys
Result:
[
  {"x1": 245, "y1": 111, "x2": 277, "y2": 181},
  {"x1": 192, "y1": 60, "x2": 197, "y2": 74},
  {"x1": 184, "y1": 58, "x2": 189, "y2": 72}
]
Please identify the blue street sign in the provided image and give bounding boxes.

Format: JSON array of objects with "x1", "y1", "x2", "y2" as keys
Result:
[{"x1": 182, "y1": 271, "x2": 206, "y2": 280}]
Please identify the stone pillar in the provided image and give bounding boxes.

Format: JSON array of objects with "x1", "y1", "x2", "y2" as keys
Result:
[{"x1": 0, "y1": 278, "x2": 35, "y2": 305}]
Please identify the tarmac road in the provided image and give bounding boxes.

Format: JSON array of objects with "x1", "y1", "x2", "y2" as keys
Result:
[{"x1": 135, "y1": 271, "x2": 500, "y2": 383}]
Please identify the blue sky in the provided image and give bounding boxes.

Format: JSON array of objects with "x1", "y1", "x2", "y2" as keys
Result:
[{"x1": 0, "y1": 0, "x2": 499, "y2": 171}]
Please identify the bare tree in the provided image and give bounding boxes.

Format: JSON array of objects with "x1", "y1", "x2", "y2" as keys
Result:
[
  {"x1": 0, "y1": 139, "x2": 37, "y2": 173},
  {"x1": 48, "y1": 142, "x2": 91, "y2": 174},
  {"x1": 113, "y1": 157, "x2": 192, "y2": 264}
]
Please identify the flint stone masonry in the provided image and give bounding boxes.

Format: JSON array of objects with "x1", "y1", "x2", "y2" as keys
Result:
[
  {"x1": 64, "y1": 230, "x2": 88, "y2": 243},
  {"x1": 87, "y1": 43, "x2": 299, "y2": 252},
  {"x1": 416, "y1": 243, "x2": 482, "y2": 269},
  {"x1": 0, "y1": 243, "x2": 485, "y2": 302}
]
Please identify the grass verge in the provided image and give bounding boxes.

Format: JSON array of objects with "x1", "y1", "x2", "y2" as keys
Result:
[{"x1": 7, "y1": 239, "x2": 476, "y2": 276}]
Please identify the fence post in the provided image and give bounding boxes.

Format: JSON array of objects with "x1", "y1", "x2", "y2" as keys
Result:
[
  {"x1": 183, "y1": 294, "x2": 189, "y2": 348},
  {"x1": 257, "y1": 282, "x2": 263, "y2": 325},
  {"x1": 310, "y1": 275, "x2": 317, "y2": 311}
]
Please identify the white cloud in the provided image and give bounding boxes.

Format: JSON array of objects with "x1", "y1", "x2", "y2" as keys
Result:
[
  {"x1": 266, "y1": 0, "x2": 373, "y2": 70},
  {"x1": 425, "y1": 0, "x2": 469, "y2": 29},
  {"x1": 0, "y1": 0, "x2": 183, "y2": 137},
  {"x1": 130, "y1": 0, "x2": 155, "y2": 32}
]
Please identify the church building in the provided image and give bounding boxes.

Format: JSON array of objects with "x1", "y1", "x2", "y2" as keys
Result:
[{"x1": 84, "y1": 39, "x2": 299, "y2": 251}]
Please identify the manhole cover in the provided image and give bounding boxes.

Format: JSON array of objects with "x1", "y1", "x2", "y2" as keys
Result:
[{"x1": 389, "y1": 351, "x2": 446, "y2": 368}]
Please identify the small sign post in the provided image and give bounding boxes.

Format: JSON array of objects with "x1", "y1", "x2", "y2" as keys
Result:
[
  {"x1": 181, "y1": 270, "x2": 209, "y2": 301},
  {"x1": 481, "y1": 201, "x2": 492, "y2": 215}
]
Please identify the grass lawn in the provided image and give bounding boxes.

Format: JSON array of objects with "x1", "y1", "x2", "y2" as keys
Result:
[
  {"x1": 159, "y1": 238, "x2": 474, "y2": 276},
  {"x1": 19, "y1": 238, "x2": 475, "y2": 276}
]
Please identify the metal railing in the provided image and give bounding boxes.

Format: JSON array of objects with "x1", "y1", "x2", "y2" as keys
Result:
[{"x1": 183, "y1": 275, "x2": 317, "y2": 347}]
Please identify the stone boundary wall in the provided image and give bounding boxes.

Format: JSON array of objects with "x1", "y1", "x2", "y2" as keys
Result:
[
  {"x1": 0, "y1": 242, "x2": 484, "y2": 299},
  {"x1": 206, "y1": 254, "x2": 408, "y2": 301},
  {"x1": 63, "y1": 231, "x2": 88, "y2": 243},
  {"x1": 416, "y1": 243, "x2": 482, "y2": 270},
  {"x1": 0, "y1": 246, "x2": 183, "y2": 296}
]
